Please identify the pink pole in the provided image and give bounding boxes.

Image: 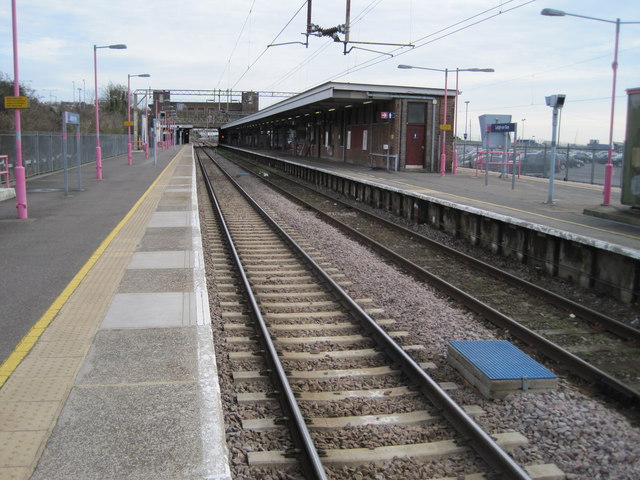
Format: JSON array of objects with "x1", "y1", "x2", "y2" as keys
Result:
[
  {"x1": 452, "y1": 69, "x2": 459, "y2": 175},
  {"x1": 93, "y1": 45, "x2": 102, "y2": 179},
  {"x1": 155, "y1": 101, "x2": 159, "y2": 151},
  {"x1": 440, "y1": 69, "x2": 448, "y2": 176},
  {"x1": 145, "y1": 88, "x2": 150, "y2": 159},
  {"x1": 127, "y1": 74, "x2": 132, "y2": 165},
  {"x1": 163, "y1": 115, "x2": 167, "y2": 151},
  {"x1": 11, "y1": 0, "x2": 27, "y2": 219},
  {"x1": 602, "y1": 18, "x2": 620, "y2": 206}
]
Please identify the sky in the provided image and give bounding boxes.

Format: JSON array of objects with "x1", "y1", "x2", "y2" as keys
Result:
[{"x1": 1, "y1": 0, "x2": 639, "y2": 145}]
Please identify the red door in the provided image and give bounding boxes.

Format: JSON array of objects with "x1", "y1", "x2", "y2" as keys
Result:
[{"x1": 406, "y1": 125, "x2": 425, "y2": 167}]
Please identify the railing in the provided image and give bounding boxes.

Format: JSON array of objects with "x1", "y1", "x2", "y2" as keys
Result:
[
  {"x1": 0, "y1": 132, "x2": 128, "y2": 182},
  {"x1": 475, "y1": 151, "x2": 521, "y2": 178},
  {"x1": 458, "y1": 143, "x2": 623, "y2": 186}
]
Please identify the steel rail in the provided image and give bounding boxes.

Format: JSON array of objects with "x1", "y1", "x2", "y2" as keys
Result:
[
  {"x1": 198, "y1": 147, "x2": 533, "y2": 480},
  {"x1": 196, "y1": 150, "x2": 328, "y2": 480},
  {"x1": 216, "y1": 147, "x2": 640, "y2": 405}
]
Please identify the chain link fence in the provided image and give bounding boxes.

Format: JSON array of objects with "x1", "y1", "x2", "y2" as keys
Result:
[
  {"x1": 457, "y1": 143, "x2": 623, "y2": 187},
  {"x1": 0, "y1": 132, "x2": 128, "y2": 180}
]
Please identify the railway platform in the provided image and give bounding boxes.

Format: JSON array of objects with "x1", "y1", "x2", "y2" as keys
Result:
[
  {"x1": 223, "y1": 146, "x2": 640, "y2": 302},
  {"x1": 235, "y1": 147, "x2": 640, "y2": 252},
  {"x1": 0, "y1": 146, "x2": 231, "y2": 480}
]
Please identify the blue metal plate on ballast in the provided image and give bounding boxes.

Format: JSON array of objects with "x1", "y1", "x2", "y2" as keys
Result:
[{"x1": 449, "y1": 340, "x2": 557, "y2": 380}]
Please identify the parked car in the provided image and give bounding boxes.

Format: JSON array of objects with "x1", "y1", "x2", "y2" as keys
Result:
[
  {"x1": 561, "y1": 155, "x2": 584, "y2": 169},
  {"x1": 570, "y1": 150, "x2": 594, "y2": 163},
  {"x1": 595, "y1": 150, "x2": 624, "y2": 166},
  {"x1": 521, "y1": 150, "x2": 563, "y2": 176}
]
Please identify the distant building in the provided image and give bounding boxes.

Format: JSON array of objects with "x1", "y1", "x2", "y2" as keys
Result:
[{"x1": 152, "y1": 90, "x2": 259, "y2": 128}]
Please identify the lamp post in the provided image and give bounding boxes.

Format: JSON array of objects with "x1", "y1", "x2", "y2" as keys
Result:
[
  {"x1": 10, "y1": 0, "x2": 27, "y2": 219},
  {"x1": 145, "y1": 86, "x2": 150, "y2": 159},
  {"x1": 541, "y1": 8, "x2": 639, "y2": 205},
  {"x1": 463, "y1": 101, "x2": 470, "y2": 164},
  {"x1": 545, "y1": 94, "x2": 566, "y2": 204},
  {"x1": 398, "y1": 64, "x2": 493, "y2": 175},
  {"x1": 521, "y1": 118, "x2": 526, "y2": 143},
  {"x1": 464, "y1": 101, "x2": 470, "y2": 140},
  {"x1": 127, "y1": 73, "x2": 150, "y2": 165},
  {"x1": 93, "y1": 43, "x2": 126, "y2": 179}
]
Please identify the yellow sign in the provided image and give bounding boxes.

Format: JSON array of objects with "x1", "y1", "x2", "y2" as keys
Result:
[
  {"x1": 4, "y1": 96, "x2": 29, "y2": 109},
  {"x1": 124, "y1": 121, "x2": 134, "y2": 127},
  {"x1": 440, "y1": 124, "x2": 452, "y2": 131}
]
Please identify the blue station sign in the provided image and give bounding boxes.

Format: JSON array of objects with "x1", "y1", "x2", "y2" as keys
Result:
[
  {"x1": 489, "y1": 122, "x2": 516, "y2": 133},
  {"x1": 64, "y1": 112, "x2": 80, "y2": 125}
]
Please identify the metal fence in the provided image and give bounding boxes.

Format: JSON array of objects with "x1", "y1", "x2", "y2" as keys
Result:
[
  {"x1": 457, "y1": 143, "x2": 623, "y2": 187},
  {"x1": 0, "y1": 132, "x2": 128, "y2": 180}
]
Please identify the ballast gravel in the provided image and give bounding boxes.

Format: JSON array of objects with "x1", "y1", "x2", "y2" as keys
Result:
[{"x1": 224, "y1": 168, "x2": 640, "y2": 480}]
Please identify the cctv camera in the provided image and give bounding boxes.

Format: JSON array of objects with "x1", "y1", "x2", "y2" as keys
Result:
[{"x1": 545, "y1": 94, "x2": 566, "y2": 109}]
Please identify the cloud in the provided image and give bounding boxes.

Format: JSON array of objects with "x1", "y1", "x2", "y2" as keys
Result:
[{"x1": 19, "y1": 37, "x2": 70, "y2": 61}]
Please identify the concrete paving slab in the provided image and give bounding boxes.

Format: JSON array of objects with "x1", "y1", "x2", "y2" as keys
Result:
[
  {"x1": 157, "y1": 191, "x2": 193, "y2": 210},
  {"x1": 29, "y1": 383, "x2": 207, "y2": 480},
  {"x1": 138, "y1": 226, "x2": 194, "y2": 251},
  {"x1": 118, "y1": 268, "x2": 194, "y2": 293},
  {"x1": 128, "y1": 250, "x2": 194, "y2": 269},
  {"x1": 101, "y1": 292, "x2": 196, "y2": 328},
  {"x1": 76, "y1": 328, "x2": 198, "y2": 385},
  {"x1": 148, "y1": 211, "x2": 191, "y2": 228},
  {"x1": 166, "y1": 187, "x2": 192, "y2": 193}
]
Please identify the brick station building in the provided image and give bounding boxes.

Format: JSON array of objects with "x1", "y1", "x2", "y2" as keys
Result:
[{"x1": 221, "y1": 81, "x2": 454, "y2": 172}]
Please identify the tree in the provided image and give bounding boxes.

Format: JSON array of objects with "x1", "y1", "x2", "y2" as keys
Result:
[
  {"x1": 99, "y1": 82, "x2": 127, "y2": 134},
  {"x1": 0, "y1": 73, "x2": 130, "y2": 134},
  {"x1": 0, "y1": 72, "x2": 59, "y2": 132}
]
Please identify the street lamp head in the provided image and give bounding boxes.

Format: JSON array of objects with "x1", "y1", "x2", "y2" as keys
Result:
[
  {"x1": 138, "y1": 74, "x2": 151, "y2": 78},
  {"x1": 541, "y1": 8, "x2": 566, "y2": 17},
  {"x1": 109, "y1": 44, "x2": 127, "y2": 49},
  {"x1": 397, "y1": 64, "x2": 413, "y2": 69},
  {"x1": 465, "y1": 68, "x2": 495, "y2": 72}
]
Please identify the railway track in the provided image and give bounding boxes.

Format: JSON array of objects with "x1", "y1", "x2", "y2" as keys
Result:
[
  {"x1": 195, "y1": 147, "x2": 550, "y2": 479},
  {"x1": 213, "y1": 146, "x2": 640, "y2": 407}
]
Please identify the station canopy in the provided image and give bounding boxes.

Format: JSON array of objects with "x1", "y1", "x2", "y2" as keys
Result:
[{"x1": 221, "y1": 81, "x2": 446, "y2": 130}]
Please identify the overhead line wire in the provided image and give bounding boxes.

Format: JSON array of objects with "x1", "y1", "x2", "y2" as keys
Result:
[
  {"x1": 215, "y1": 0, "x2": 257, "y2": 89},
  {"x1": 273, "y1": 0, "x2": 524, "y2": 88},
  {"x1": 461, "y1": 44, "x2": 640, "y2": 96},
  {"x1": 232, "y1": 0, "x2": 309, "y2": 90},
  {"x1": 317, "y1": 0, "x2": 535, "y2": 85}
]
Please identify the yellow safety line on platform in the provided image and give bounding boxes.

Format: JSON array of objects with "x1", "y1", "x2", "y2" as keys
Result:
[
  {"x1": 383, "y1": 180, "x2": 640, "y2": 242},
  {"x1": 0, "y1": 152, "x2": 182, "y2": 388}
]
